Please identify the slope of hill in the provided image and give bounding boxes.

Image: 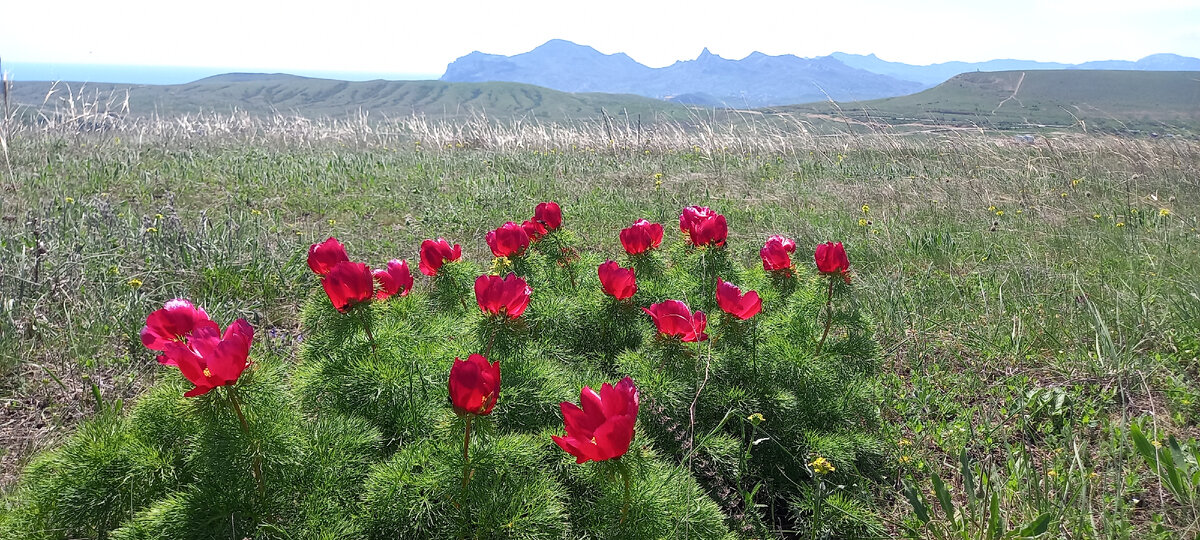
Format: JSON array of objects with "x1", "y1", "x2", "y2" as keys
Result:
[
  {"x1": 441, "y1": 40, "x2": 923, "y2": 107},
  {"x1": 5, "y1": 76, "x2": 694, "y2": 121},
  {"x1": 768, "y1": 70, "x2": 1200, "y2": 132}
]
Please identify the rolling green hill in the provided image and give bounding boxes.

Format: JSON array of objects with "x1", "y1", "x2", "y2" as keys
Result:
[
  {"x1": 7, "y1": 70, "x2": 1198, "y2": 132},
  {"x1": 768, "y1": 70, "x2": 1200, "y2": 133},
  {"x1": 5, "y1": 74, "x2": 694, "y2": 122}
]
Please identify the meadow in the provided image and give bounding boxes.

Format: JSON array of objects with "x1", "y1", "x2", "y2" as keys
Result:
[{"x1": 0, "y1": 113, "x2": 1198, "y2": 538}]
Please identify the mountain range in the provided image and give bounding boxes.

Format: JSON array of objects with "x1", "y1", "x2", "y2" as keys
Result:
[{"x1": 441, "y1": 40, "x2": 1200, "y2": 107}]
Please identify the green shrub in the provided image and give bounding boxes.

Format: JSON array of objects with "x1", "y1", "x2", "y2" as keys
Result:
[{"x1": 2, "y1": 212, "x2": 882, "y2": 538}]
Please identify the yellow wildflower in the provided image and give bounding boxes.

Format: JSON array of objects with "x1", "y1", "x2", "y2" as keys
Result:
[
  {"x1": 1093, "y1": 214, "x2": 1101, "y2": 219},
  {"x1": 252, "y1": 209, "x2": 262, "y2": 215},
  {"x1": 653, "y1": 173, "x2": 663, "y2": 180},
  {"x1": 1160, "y1": 208, "x2": 1170, "y2": 217},
  {"x1": 155, "y1": 213, "x2": 163, "y2": 220},
  {"x1": 898, "y1": 438, "x2": 913, "y2": 447},
  {"x1": 1116, "y1": 222, "x2": 1125, "y2": 228},
  {"x1": 898, "y1": 455, "x2": 912, "y2": 464},
  {"x1": 1061, "y1": 192, "x2": 1068, "y2": 198},
  {"x1": 127, "y1": 278, "x2": 143, "y2": 288},
  {"x1": 64, "y1": 197, "x2": 75, "y2": 204},
  {"x1": 146, "y1": 227, "x2": 158, "y2": 233},
  {"x1": 1072, "y1": 178, "x2": 1081, "y2": 186},
  {"x1": 988, "y1": 205, "x2": 996, "y2": 212},
  {"x1": 327, "y1": 219, "x2": 337, "y2": 226},
  {"x1": 1047, "y1": 469, "x2": 1058, "y2": 478},
  {"x1": 858, "y1": 218, "x2": 868, "y2": 227},
  {"x1": 996, "y1": 210, "x2": 1004, "y2": 216},
  {"x1": 809, "y1": 456, "x2": 835, "y2": 475},
  {"x1": 861, "y1": 204, "x2": 870, "y2": 214},
  {"x1": 747, "y1": 413, "x2": 765, "y2": 425},
  {"x1": 489, "y1": 257, "x2": 513, "y2": 274},
  {"x1": 1152, "y1": 440, "x2": 1163, "y2": 449}
]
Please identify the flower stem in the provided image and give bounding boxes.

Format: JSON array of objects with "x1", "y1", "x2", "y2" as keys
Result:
[
  {"x1": 751, "y1": 317, "x2": 759, "y2": 374},
  {"x1": 815, "y1": 277, "x2": 835, "y2": 356},
  {"x1": 362, "y1": 313, "x2": 377, "y2": 353},
  {"x1": 619, "y1": 462, "x2": 632, "y2": 525},
  {"x1": 484, "y1": 325, "x2": 499, "y2": 359},
  {"x1": 227, "y1": 385, "x2": 264, "y2": 495},
  {"x1": 461, "y1": 414, "x2": 474, "y2": 499}
]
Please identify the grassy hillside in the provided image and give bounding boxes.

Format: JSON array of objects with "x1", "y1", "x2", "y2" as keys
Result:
[
  {"x1": 769, "y1": 70, "x2": 1200, "y2": 133},
  {"x1": 5, "y1": 75, "x2": 695, "y2": 122}
]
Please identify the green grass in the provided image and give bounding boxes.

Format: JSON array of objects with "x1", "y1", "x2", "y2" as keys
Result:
[
  {"x1": 1, "y1": 121, "x2": 1199, "y2": 537},
  {"x1": 772, "y1": 70, "x2": 1200, "y2": 133}
]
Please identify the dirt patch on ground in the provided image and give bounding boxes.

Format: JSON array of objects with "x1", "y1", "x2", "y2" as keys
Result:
[{"x1": 0, "y1": 359, "x2": 147, "y2": 489}]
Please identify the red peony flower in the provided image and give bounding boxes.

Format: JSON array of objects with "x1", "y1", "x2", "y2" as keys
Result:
[
  {"x1": 552, "y1": 377, "x2": 639, "y2": 464},
  {"x1": 619, "y1": 219, "x2": 665, "y2": 255},
  {"x1": 322, "y1": 261, "x2": 374, "y2": 312},
  {"x1": 814, "y1": 241, "x2": 851, "y2": 282},
  {"x1": 474, "y1": 273, "x2": 532, "y2": 319},
  {"x1": 141, "y1": 299, "x2": 211, "y2": 351},
  {"x1": 534, "y1": 201, "x2": 562, "y2": 230},
  {"x1": 597, "y1": 260, "x2": 637, "y2": 300},
  {"x1": 679, "y1": 206, "x2": 727, "y2": 247},
  {"x1": 679, "y1": 205, "x2": 716, "y2": 233},
  {"x1": 307, "y1": 237, "x2": 350, "y2": 276},
  {"x1": 715, "y1": 279, "x2": 762, "y2": 320},
  {"x1": 643, "y1": 299, "x2": 708, "y2": 342},
  {"x1": 760, "y1": 235, "x2": 797, "y2": 272},
  {"x1": 486, "y1": 222, "x2": 532, "y2": 258},
  {"x1": 522, "y1": 219, "x2": 548, "y2": 242},
  {"x1": 448, "y1": 353, "x2": 501, "y2": 416},
  {"x1": 160, "y1": 317, "x2": 254, "y2": 397},
  {"x1": 373, "y1": 259, "x2": 414, "y2": 300},
  {"x1": 418, "y1": 238, "x2": 463, "y2": 276}
]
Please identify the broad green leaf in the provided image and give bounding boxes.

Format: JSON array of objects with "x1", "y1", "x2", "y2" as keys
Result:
[
  {"x1": 931, "y1": 472, "x2": 955, "y2": 524},
  {"x1": 1010, "y1": 512, "x2": 1051, "y2": 538},
  {"x1": 986, "y1": 491, "x2": 1002, "y2": 540},
  {"x1": 902, "y1": 480, "x2": 929, "y2": 524}
]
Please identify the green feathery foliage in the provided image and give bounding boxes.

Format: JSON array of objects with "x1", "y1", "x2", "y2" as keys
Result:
[{"x1": 2, "y1": 213, "x2": 882, "y2": 538}]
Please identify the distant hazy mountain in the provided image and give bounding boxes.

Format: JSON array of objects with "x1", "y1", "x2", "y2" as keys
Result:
[
  {"x1": 442, "y1": 40, "x2": 1200, "y2": 107},
  {"x1": 829, "y1": 53, "x2": 1071, "y2": 87},
  {"x1": 1074, "y1": 53, "x2": 1200, "y2": 71},
  {"x1": 442, "y1": 40, "x2": 923, "y2": 107},
  {"x1": 831, "y1": 52, "x2": 1200, "y2": 87},
  {"x1": 3, "y1": 62, "x2": 438, "y2": 86}
]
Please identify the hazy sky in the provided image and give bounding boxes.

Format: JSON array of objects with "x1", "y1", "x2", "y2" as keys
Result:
[{"x1": 4, "y1": 0, "x2": 1198, "y2": 76}]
